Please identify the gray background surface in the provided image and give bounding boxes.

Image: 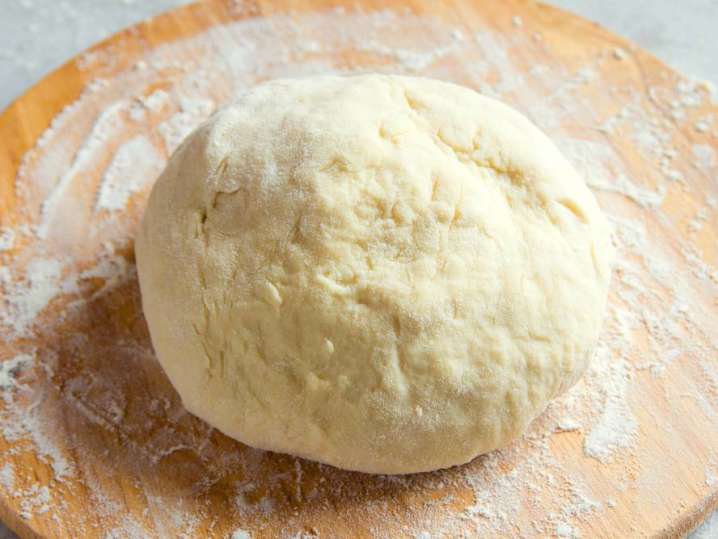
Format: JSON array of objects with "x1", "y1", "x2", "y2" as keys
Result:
[{"x1": 0, "y1": 1, "x2": 716, "y2": 537}]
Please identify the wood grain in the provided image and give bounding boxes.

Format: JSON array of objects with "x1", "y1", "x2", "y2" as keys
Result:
[{"x1": 0, "y1": 0, "x2": 717, "y2": 537}]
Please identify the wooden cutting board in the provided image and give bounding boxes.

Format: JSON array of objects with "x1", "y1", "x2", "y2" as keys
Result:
[{"x1": 1, "y1": 0, "x2": 717, "y2": 537}]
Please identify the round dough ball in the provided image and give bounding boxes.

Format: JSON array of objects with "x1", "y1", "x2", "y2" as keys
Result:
[{"x1": 135, "y1": 74, "x2": 613, "y2": 474}]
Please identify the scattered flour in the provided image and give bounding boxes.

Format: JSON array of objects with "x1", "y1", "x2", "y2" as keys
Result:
[
  {"x1": 157, "y1": 97, "x2": 214, "y2": 153},
  {"x1": 0, "y1": 259, "x2": 65, "y2": 335},
  {"x1": 583, "y1": 353, "x2": 637, "y2": 462},
  {"x1": 0, "y1": 463, "x2": 14, "y2": 491},
  {"x1": 556, "y1": 521, "x2": 578, "y2": 538},
  {"x1": 588, "y1": 174, "x2": 666, "y2": 209},
  {"x1": 356, "y1": 38, "x2": 460, "y2": 72},
  {"x1": 104, "y1": 516, "x2": 147, "y2": 539},
  {"x1": 0, "y1": 228, "x2": 15, "y2": 251},
  {"x1": 96, "y1": 135, "x2": 163, "y2": 212},
  {"x1": 555, "y1": 419, "x2": 581, "y2": 433},
  {"x1": 693, "y1": 143, "x2": 716, "y2": 171},
  {"x1": 0, "y1": 6, "x2": 716, "y2": 538},
  {"x1": 72, "y1": 249, "x2": 132, "y2": 302},
  {"x1": 18, "y1": 484, "x2": 51, "y2": 520},
  {"x1": 694, "y1": 114, "x2": 714, "y2": 133},
  {"x1": 36, "y1": 101, "x2": 129, "y2": 239},
  {"x1": 0, "y1": 352, "x2": 74, "y2": 481},
  {"x1": 0, "y1": 354, "x2": 34, "y2": 392}
]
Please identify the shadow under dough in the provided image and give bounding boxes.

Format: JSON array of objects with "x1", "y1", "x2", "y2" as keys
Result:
[{"x1": 34, "y1": 245, "x2": 492, "y2": 532}]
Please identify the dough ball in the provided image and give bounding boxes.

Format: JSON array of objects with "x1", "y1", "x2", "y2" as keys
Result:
[{"x1": 135, "y1": 74, "x2": 613, "y2": 474}]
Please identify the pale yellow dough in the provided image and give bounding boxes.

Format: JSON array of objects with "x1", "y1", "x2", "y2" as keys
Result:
[{"x1": 135, "y1": 74, "x2": 613, "y2": 474}]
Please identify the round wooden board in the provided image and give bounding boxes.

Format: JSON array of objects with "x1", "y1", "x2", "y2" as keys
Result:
[{"x1": 1, "y1": 0, "x2": 717, "y2": 537}]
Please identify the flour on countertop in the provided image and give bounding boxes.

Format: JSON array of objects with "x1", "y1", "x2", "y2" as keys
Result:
[{"x1": 1, "y1": 7, "x2": 717, "y2": 538}]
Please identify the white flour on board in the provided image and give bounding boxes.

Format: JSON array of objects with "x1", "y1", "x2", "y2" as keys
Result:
[
  {"x1": 17, "y1": 484, "x2": 51, "y2": 520},
  {"x1": 96, "y1": 135, "x2": 163, "y2": 212},
  {"x1": 35, "y1": 101, "x2": 129, "y2": 239},
  {"x1": 0, "y1": 463, "x2": 14, "y2": 491},
  {"x1": 0, "y1": 354, "x2": 34, "y2": 393},
  {"x1": 0, "y1": 259, "x2": 65, "y2": 335},
  {"x1": 0, "y1": 228, "x2": 15, "y2": 252},
  {"x1": 0, "y1": 6, "x2": 716, "y2": 538},
  {"x1": 582, "y1": 351, "x2": 636, "y2": 462}
]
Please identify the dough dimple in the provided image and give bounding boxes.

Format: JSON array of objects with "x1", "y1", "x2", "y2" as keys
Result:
[{"x1": 135, "y1": 74, "x2": 613, "y2": 474}]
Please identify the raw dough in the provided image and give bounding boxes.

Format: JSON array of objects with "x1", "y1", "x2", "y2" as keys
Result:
[{"x1": 135, "y1": 74, "x2": 613, "y2": 474}]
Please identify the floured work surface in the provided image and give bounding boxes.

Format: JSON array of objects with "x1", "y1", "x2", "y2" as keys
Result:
[{"x1": 0, "y1": 1, "x2": 717, "y2": 537}]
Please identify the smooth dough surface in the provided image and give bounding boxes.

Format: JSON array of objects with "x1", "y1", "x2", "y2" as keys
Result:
[{"x1": 135, "y1": 74, "x2": 613, "y2": 474}]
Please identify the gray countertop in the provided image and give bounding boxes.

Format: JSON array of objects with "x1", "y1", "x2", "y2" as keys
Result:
[{"x1": 1, "y1": 1, "x2": 716, "y2": 538}]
